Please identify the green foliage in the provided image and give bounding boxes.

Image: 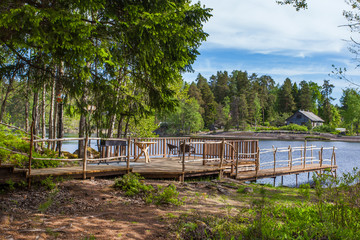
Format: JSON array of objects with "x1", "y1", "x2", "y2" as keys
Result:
[
  {"x1": 279, "y1": 123, "x2": 308, "y2": 131},
  {"x1": 312, "y1": 124, "x2": 335, "y2": 133},
  {"x1": 40, "y1": 176, "x2": 56, "y2": 190},
  {"x1": 114, "y1": 174, "x2": 183, "y2": 206},
  {"x1": 0, "y1": 125, "x2": 60, "y2": 168},
  {"x1": 114, "y1": 173, "x2": 153, "y2": 197},
  {"x1": 151, "y1": 184, "x2": 183, "y2": 206}
]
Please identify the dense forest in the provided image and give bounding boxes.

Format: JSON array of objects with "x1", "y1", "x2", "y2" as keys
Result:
[
  {"x1": 1, "y1": 0, "x2": 360, "y2": 144},
  {"x1": 0, "y1": 0, "x2": 211, "y2": 147},
  {"x1": 159, "y1": 71, "x2": 360, "y2": 135}
]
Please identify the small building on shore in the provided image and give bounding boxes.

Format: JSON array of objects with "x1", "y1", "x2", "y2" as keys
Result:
[{"x1": 286, "y1": 110, "x2": 324, "y2": 127}]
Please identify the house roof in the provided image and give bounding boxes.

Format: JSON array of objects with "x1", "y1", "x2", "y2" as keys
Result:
[{"x1": 287, "y1": 110, "x2": 325, "y2": 122}]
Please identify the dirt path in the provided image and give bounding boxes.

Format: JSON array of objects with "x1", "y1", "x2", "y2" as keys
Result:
[{"x1": 0, "y1": 179, "x2": 245, "y2": 240}]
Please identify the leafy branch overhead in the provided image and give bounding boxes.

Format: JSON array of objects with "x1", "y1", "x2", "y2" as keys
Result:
[
  {"x1": 276, "y1": 0, "x2": 308, "y2": 11},
  {"x1": 0, "y1": 0, "x2": 212, "y2": 138}
]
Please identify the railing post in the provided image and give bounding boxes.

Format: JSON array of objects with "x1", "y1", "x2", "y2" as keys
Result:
[
  {"x1": 219, "y1": 139, "x2": 225, "y2": 179},
  {"x1": 83, "y1": 135, "x2": 88, "y2": 179},
  {"x1": 333, "y1": 146, "x2": 336, "y2": 166},
  {"x1": 303, "y1": 140, "x2": 307, "y2": 169},
  {"x1": 311, "y1": 145, "x2": 313, "y2": 164},
  {"x1": 133, "y1": 138, "x2": 137, "y2": 160},
  {"x1": 290, "y1": 146, "x2": 293, "y2": 170},
  {"x1": 127, "y1": 137, "x2": 131, "y2": 173},
  {"x1": 288, "y1": 146, "x2": 291, "y2": 168},
  {"x1": 163, "y1": 138, "x2": 166, "y2": 158},
  {"x1": 273, "y1": 146, "x2": 277, "y2": 174},
  {"x1": 255, "y1": 146, "x2": 260, "y2": 177},
  {"x1": 320, "y1": 146, "x2": 323, "y2": 167},
  {"x1": 202, "y1": 143, "x2": 206, "y2": 165}
]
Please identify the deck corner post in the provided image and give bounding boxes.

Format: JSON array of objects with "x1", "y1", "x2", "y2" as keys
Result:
[
  {"x1": 127, "y1": 136, "x2": 131, "y2": 173},
  {"x1": 83, "y1": 135, "x2": 88, "y2": 180}
]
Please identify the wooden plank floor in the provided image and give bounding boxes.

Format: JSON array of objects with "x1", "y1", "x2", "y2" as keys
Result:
[
  {"x1": 27, "y1": 156, "x2": 337, "y2": 181},
  {"x1": 30, "y1": 165, "x2": 130, "y2": 180},
  {"x1": 131, "y1": 156, "x2": 224, "y2": 178},
  {"x1": 233, "y1": 164, "x2": 337, "y2": 181},
  {"x1": 28, "y1": 156, "x2": 224, "y2": 180}
]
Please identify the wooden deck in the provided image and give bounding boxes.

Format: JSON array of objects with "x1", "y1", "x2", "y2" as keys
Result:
[
  {"x1": 30, "y1": 165, "x2": 130, "y2": 181},
  {"x1": 26, "y1": 156, "x2": 225, "y2": 181},
  {"x1": 131, "y1": 157, "x2": 225, "y2": 179},
  {"x1": 25, "y1": 157, "x2": 337, "y2": 182},
  {"x1": 232, "y1": 164, "x2": 337, "y2": 181}
]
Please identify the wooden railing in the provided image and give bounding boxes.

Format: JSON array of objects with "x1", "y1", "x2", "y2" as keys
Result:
[
  {"x1": 26, "y1": 135, "x2": 259, "y2": 183},
  {"x1": 259, "y1": 143, "x2": 336, "y2": 175}
]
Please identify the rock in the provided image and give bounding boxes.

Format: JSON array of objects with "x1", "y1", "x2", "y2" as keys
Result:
[
  {"x1": 217, "y1": 186, "x2": 230, "y2": 195},
  {"x1": 243, "y1": 187, "x2": 253, "y2": 193}
]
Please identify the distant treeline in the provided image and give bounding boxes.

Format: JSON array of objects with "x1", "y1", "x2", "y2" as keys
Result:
[{"x1": 161, "y1": 70, "x2": 360, "y2": 135}]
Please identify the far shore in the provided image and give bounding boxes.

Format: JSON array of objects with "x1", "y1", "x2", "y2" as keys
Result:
[{"x1": 197, "y1": 130, "x2": 360, "y2": 143}]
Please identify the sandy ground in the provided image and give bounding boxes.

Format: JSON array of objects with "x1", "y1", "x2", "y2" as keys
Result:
[{"x1": 0, "y1": 178, "x2": 244, "y2": 240}]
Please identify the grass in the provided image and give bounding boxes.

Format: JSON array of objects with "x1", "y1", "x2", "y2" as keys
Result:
[{"x1": 175, "y1": 170, "x2": 360, "y2": 239}]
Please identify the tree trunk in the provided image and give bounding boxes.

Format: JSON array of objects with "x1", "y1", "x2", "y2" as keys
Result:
[
  {"x1": 32, "y1": 92, "x2": 39, "y2": 136},
  {"x1": 41, "y1": 83, "x2": 46, "y2": 147},
  {"x1": 25, "y1": 100, "x2": 29, "y2": 132},
  {"x1": 124, "y1": 115, "x2": 130, "y2": 137},
  {"x1": 0, "y1": 75, "x2": 15, "y2": 122},
  {"x1": 55, "y1": 64, "x2": 64, "y2": 152},
  {"x1": 78, "y1": 114, "x2": 86, "y2": 158},
  {"x1": 48, "y1": 74, "x2": 55, "y2": 149},
  {"x1": 107, "y1": 114, "x2": 116, "y2": 138},
  {"x1": 117, "y1": 115, "x2": 124, "y2": 138}
]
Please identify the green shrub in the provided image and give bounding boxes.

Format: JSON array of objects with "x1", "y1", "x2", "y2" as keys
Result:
[
  {"x1": 40, "y1": 176, "x2": 56, "y2": 190},
  {"x1": 280, "y1": 124, "x2": 308, "y2": 131},
  {"x1": 114, "y1": 173, "x2": 153, "y2": 197},
  {"x1": 114, "y1": 174, "x2": 183, "y2": 206},
  {"x1": 313, "y1": 124, "x2": 335, "y2": 133},
  {"x1": 152, "y1": 184, "x2": 183, "y2": 206}
]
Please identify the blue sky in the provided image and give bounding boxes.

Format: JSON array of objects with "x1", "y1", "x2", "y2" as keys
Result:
[{"x1": 183, "y1": 0, "x2": 360, "y2": 105}]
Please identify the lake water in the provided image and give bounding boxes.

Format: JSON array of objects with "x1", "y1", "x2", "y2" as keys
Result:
[{"x1": 59, "y1": 136, "x2": 360, "y2": 187}]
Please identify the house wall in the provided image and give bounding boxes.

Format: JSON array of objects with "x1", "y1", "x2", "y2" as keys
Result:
[
  {"x1": 286, "y1": 112, "x2": 323, "y2": 127},
  {"x1": 286, "y1": 112, "x2": 310, "y2": 126}
]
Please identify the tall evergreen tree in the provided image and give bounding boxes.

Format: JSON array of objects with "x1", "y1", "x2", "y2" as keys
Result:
[
  {"x1": 278, "y1": 78, "x2": 296, "y2": 113},
  {"x1": 196, "y1": 74, "x2": 217, "y2": 129},
  {"x1": 298, "y1": 80, "x2": 312, "y2": 111}
]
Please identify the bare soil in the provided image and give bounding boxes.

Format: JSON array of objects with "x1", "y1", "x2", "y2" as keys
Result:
[{"x1": 0, "y1": 178, "x2": 245, "y2": 240}]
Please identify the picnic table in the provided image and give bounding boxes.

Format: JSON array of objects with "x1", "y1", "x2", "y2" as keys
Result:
[{"x1": 134, "y1": 141, "x2": 157, "y2": 163}]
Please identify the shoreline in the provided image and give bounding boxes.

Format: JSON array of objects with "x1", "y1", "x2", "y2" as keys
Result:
[{"x1": 197, "y1": 131, "x2": 360, "y2": 143}]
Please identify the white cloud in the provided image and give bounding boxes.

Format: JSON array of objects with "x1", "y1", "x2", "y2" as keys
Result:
[{"x1": 198, "y1": 0, "x2": 352, "y2": 56}]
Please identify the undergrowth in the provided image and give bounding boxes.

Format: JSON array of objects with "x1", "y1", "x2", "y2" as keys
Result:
[
  {"x1": 0, "y1": 125, "x2": 60, "y2": 168},
  {"x1": 114, "y1": 173, "x2": 184, "y2": 206},
  {"x1": 177, "y1": 169, "x2": 360, "y2": 239}
]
